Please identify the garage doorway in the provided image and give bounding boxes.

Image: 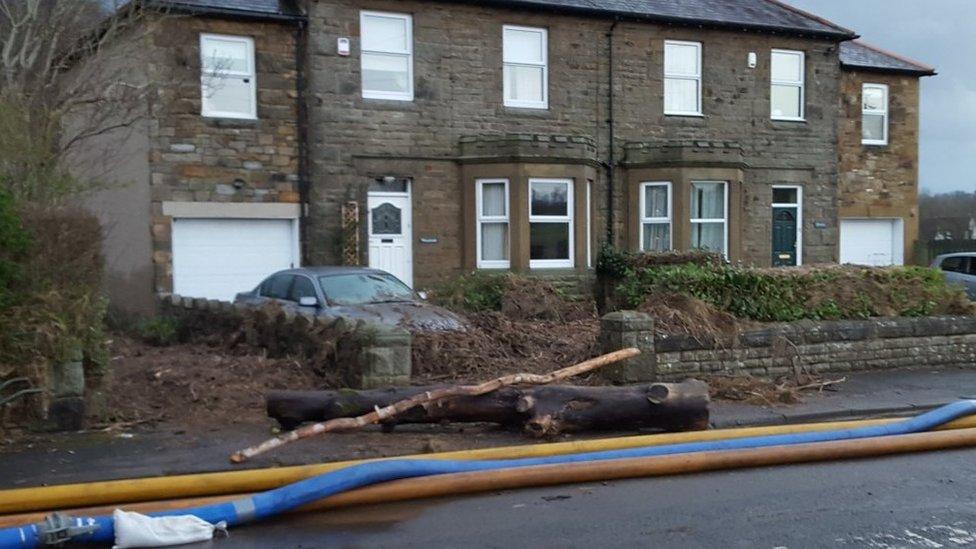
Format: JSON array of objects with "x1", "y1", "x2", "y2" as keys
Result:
[
  {"x1": 839, "y1": 218, "x2": 904, "y2": 266},
  {"x1": 367, "y1": 178, "x2": 413, "y2": 287},
  {"x1": 171, "y1": 218, "x2": 299, "y2": 301}
]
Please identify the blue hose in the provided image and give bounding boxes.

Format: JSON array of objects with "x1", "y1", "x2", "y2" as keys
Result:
[{"x1": 3, "y1": 400, "x2": 975, "y2": 548}]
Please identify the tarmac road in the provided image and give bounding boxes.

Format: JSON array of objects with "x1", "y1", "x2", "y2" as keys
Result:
[{"x1": 221, "y1": 447, "x2": 976, "y2": 548}]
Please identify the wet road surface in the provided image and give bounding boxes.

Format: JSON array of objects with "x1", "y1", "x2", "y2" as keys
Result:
[{"x1": 219, "y1": 447, "x2": 976, "y2": 548}]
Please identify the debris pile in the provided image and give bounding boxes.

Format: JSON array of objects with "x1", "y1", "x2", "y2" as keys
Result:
[{"x1": 706, "y1": 374, "x2": 845, "y2": 406}]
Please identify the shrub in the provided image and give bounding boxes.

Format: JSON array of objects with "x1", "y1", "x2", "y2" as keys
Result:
[
  {"x1": 133, "y1": 317, "x2": 181, "y2": 347},
  {"x1": 596, "y1": 244, "x2": 723, "y2": 280},
  {"x1": 427, "y1": 271, "x2": 509, "y2": 313},
  {"x1": 0, "y1": 205, "x2": 108, "y2": 406},
  {"x1": 0, "y1": 189, "x2": 30, "y2": 308},
  {"x1": 614, "y1": 262, "x2": 974, "y2": 322}
]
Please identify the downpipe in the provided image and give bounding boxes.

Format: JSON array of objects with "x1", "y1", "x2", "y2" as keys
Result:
[{"x1": 3, "y1": 401, "x2": 976, "y2": 547}]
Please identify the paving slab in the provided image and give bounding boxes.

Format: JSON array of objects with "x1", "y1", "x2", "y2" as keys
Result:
[{"x1": 711, "y1": 366, "x2": 976, "y2": 428}]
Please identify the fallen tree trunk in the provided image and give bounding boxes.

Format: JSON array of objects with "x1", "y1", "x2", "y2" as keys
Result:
[
  {"x1": 266, "y1": 379, "x2": 710, "y2": 436},
  {"x1": 231, "y1": 348, "x2": 641, "y2": 462}
]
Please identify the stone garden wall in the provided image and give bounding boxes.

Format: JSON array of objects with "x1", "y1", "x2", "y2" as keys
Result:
[
  {"x1": 157, "y1": 294, "x2": 411, "y2": 389},
  {"x1": 602, "y1": 311, "x2": 976, "y2": 383}
]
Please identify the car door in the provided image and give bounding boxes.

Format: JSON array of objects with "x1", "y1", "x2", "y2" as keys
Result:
[
  {"x1": 287, "y1": 275, "x2": 320, "y2": 311},
  {"x1": 258, "y1": 274, "x2": 295, "y2": 306},
  {"x1": 940, "y1": 257, "x2": 968, "y2": 290},
  {"x1": 965, "y1": 257, "x2": 976, "y2": 299}
]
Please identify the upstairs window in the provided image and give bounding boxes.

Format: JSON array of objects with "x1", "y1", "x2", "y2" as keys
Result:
[
  {"x1": 770, "y1": 49, "x2": 804, "y2": 120},
  {"x1": 690, "y1": 181, "x2": 728, "y2": 257},
  {"x1": 503, "y1": 25, "x2": 548, "y2": 109},
  {"x1": 862, "y1": 83, "x2": 889, "y2": 145},
  {"x1": 361, "y1": 11, "x2": 413, "y2": 101},
  {"x1": 476, "y1": 179, "x2": 511, "y2": 269},
  {"x1": 200, "y1": 34, "x2": 257, "y2": 119},
  {"x1": 663, "y1": 40, "x2": 702, "y2": 116},
  {"x1": 529, "y1": 179, "x2": 573, "y2": 268},
  {"x1": 640, "y1": 182, "x2": 672, "y2": 252}
]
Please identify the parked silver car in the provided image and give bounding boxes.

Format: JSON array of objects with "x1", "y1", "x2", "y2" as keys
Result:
[
  {"x1": 235, "y1": 267, "x2": 467, "y2": 331},
  {"x1": 932, "y1": 253, "x2": 976, "y2": 299}
]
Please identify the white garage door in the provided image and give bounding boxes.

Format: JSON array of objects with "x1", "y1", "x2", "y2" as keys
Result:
[
  {"x1": 172, "y1": 218, "x2": 298, "y2": 301},
  {"x1": 839, "y1": 218, "x2": 904, "y2": 266}
]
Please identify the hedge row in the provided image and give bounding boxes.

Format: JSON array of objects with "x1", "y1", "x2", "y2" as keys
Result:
[{"x1": 598, "y1": 247, "x2": 975, "y2": 322}]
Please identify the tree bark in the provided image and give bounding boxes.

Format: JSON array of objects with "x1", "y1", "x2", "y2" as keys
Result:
[{"x1": 266, "y1": 380, "x2": 709, "y2": 436}]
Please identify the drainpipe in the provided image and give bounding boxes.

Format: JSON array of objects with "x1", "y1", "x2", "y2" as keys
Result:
[
  {"x1": 605, "y1": 19, "x2": 619, "y2": 244},
  {"x1": 295, "y1": 17, "x2": 311, "y2": 265}
]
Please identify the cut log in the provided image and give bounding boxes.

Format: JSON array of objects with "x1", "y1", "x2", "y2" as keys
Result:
[
  {"x1": 231, "y1": 348, "x2": 641, "y2": 462},
  {"x1": 266, "y1": 379, "x2": 710, "y2": 436},
  {"x1": 267, "y1": 387, "x2": 525, "y2": 431}
]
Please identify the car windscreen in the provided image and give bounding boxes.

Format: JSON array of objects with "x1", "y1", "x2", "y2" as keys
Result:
[{"x1": 318, "y1": 273, "x2": 414, "y2": 305}]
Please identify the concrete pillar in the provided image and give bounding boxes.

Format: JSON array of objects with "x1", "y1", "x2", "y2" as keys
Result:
[
  {"x1": 600, "y1": 310, "x2": 657, "y2": 383},
  {"x1": 339, "y1": 323, "x2": 412, "y2": 389},
  {"x1": 47, "y1": 348, "x2": 86, "y2": 431}
]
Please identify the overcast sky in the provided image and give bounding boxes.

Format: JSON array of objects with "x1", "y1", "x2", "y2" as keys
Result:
[{"x1": 787, "y1": 0, "x2": 976, "y2": 194}]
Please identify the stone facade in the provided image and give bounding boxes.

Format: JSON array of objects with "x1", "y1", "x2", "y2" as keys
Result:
[
  {"x1": 79, "y1": 1, "x2": 932, "y2": 314},
  {"x1": 305, "y1": 0, "x2": 844, "y2": 288},
  {"x1": 146, "y1": 16, "x2": 302, "y2": 293},
  {"x1": 599, "y1": 312, "x2": 976, "y2": 382},
  {"x1": 838, "y1": 70, "x2": 922, "y2": 263}
]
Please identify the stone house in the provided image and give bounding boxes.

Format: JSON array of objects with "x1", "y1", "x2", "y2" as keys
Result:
[
  {"x1": 75, "y1": 0, "x2": 935, "y2": 315},
  {"x1": 838, "y1": 40, "x2": 935, "y2": 266}
]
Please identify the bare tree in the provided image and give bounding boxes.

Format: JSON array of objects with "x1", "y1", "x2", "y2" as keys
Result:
[{"x1": 0, "y1": 0, "x2": 157, "y2": 202}]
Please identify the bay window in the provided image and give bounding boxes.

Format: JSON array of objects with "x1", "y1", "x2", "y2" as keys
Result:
[
  {"x1": 360, "y1": 11, "x2": 413, "y2": 101},
  {"x1": 770, "y1": 49, "x2": 804, "y2": 120},
  {"x1": 663, "y1": 40, "x2": 702, "y2": 116},
  {"x1": 640, "y1": 182, "x2": 672, "y2": 252},
  {"x1": 200, "y1": 34, "x2": 256, "y2": 119},
  {"x1": 476, "y1": 179, "x2": 510, "y2": 269},
  {"x1": 862, "y1": 83, "x2": 889, "y2": 145},
  {"x1": 503, "y1": 25, "x2": 548, "y2": 109},
  {"x1": 529, "y1": 178, "x2": 573, "y2": 268},
  {"x1": 690, "y1": 181, "x2": 728, "y2": 256}
]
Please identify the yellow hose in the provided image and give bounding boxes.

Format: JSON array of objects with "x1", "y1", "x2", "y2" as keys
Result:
[{"x1": 3, "y1": 415, "x2": 975, "y2": 515}]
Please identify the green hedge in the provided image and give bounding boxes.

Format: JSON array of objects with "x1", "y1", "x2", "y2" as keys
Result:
[{"x1": 613, "y1": 261, "x2": 974, "y2": 322}]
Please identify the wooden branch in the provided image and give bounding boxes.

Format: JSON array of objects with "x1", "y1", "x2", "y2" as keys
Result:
[{"x1": 229, "y1": 347, "x2": 641, "y2": 463}]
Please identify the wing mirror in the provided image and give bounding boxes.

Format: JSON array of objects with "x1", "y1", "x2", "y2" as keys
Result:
[
  {"x1": 298, "y1": 296, "x2": 319, "y2": 308},
  {"x1": 417, "y1": 291, "x2": 428, "y2": 300}
]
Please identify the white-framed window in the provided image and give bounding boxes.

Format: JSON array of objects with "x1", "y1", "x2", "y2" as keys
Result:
[
  {"x1": 640, "y1": 182, "x2": 672, "y2": 252},
  {"x1": 200, "y1": 33, "x2": 257, "y2": 119},
  {"x1": 476, "y1": 179, "x2": 510, "y2": 269},
  {"x1": 360, "y1": 11, "x2": 413, "y2": 101},
  {"x1": 772, "y1": 185, "x2": 803, "y2": 266},
  {"x1": 503, "y1": 25, "x2": 548, "y2": 109},
  {"x1": 862, "y1": 83, "x2": 889, "y2": 145},
  {"x1": 690, "y1": 181, "x2": 728, "y2": 257},
  {"x1": 770, "y1": 49, "x2": 804, "y2": 121},
  {"x1": 663, "y1": 40, "x2": 702, "y2": 116},
  {"x1": 529, "y1": 178, "x2": 573, "y2": 268}
]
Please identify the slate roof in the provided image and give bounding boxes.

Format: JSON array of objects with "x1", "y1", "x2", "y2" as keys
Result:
[
  {"x1": 447, "y1": 0, "x2": 856, "y2": 39},
  {"x1": 157, "y1": 0, "x2": 303, "y2": 20},
  {"x1": 163, "y1": 0, "x2": 853, "y2": 38},
  {"x1": 840, "y1": 40, "x2": 936, "y2": 76}
]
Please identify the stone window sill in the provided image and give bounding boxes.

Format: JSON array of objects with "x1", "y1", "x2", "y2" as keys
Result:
[{"x1": 203, "y1": 117, "x2": 260, "y2": 128}]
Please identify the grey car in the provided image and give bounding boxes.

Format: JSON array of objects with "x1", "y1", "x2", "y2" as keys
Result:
[
  {"x1": 932, "y1": 253, "x2": 976, "y2": 299},
  {"x1": 234, "y1": 267, "x2": 467, "y2": 331}
]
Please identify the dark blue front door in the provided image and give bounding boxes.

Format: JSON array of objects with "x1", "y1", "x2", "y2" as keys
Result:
[{"x1": 772, "y1": 207, "x2": 798, "y2": 267}]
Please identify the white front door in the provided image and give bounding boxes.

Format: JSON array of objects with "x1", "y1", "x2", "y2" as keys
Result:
[{"x1": 368, "y1": 190, "x2": 413, "y2": 287}]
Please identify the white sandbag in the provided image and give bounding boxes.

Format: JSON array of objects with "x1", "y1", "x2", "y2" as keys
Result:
[{"x1": 112, "y1": 509, "x2": 226, "y2": 548}]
